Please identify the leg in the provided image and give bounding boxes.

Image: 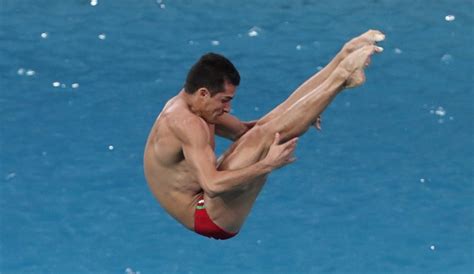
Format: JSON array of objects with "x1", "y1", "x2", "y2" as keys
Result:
[
  {"x1": 208, "y1": 45, "x2": 383, "y2": 232},
  {"x1": 258, "y1": 30, "x2": 385, "y2": 125}
]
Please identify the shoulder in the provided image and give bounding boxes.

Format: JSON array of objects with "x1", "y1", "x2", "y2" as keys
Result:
[{"x1": 167, "y1": 109, "x2": 209, "y2": 146}]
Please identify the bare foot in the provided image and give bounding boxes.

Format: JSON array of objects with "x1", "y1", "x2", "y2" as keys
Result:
[
  {"x1": 342, "y1": 29, "x2": 385, "y2": 56},
  {"x1": 338, "y1": 45, "x2": 383, "y2": 88}
]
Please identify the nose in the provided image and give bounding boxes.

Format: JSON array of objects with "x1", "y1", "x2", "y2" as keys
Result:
[{"x1": 223, "y1": 103, "x2": 231, "y2": 113}]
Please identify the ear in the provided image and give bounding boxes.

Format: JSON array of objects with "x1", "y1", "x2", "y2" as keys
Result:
[{"x1": 197, "y1": 88, "x2": 211, "y2": 98}]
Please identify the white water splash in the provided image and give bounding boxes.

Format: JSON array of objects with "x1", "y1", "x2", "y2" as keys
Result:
[
  {"x1": 5, "y1": 173, "x2": 16, "y2": 181},
  {"x1": 248, "y1": 26, "x2": 262, "y2": 37},
  {"x1": 445, "y1": 15, "x2": 455, "y2": 22},
  {"x1": 125, "y1": 268, "x2": 140, "y2": 274}
]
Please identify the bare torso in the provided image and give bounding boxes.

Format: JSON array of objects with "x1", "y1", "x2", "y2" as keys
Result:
[{"x1": 144, "y1": 95, "x2": 267, "y2": 233}]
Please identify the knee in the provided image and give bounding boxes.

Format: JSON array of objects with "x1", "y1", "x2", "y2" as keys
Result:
[{"x1": 249, "y1": 124, "x2": 273, "y2": 144}]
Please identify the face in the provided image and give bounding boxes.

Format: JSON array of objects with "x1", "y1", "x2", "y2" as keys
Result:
[{"x1": 199, "y1": 82, "x2": 236, "y2": 123}]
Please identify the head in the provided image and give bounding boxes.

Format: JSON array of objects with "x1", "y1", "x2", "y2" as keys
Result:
[{"x1": 184, "y1": 53, "x2": 240, "y2": 122}]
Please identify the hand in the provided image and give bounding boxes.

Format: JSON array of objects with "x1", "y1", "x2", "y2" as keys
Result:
[{"x1": 263, "y1": 133, "x2": 298, "y2": 170}]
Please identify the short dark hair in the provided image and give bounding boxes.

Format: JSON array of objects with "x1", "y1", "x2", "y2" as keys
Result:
[{"x1": 184, "y1": 53, "x2": 240, "y2": 96}]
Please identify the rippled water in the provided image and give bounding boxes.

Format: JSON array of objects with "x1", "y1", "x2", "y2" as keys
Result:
[{"x1": 1, "y1": 0, "x2": 473, "y2": 273}]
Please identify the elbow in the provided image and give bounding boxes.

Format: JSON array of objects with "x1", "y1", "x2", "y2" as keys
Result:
[
  {"x1": 201, "y1": 181, "x2": 221, "y2": 198},
  {"x1": 204, "y1": 190, "x2": 219, "y2": 199}
]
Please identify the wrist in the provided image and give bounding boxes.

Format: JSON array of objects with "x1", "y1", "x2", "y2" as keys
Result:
[{"x1": 258, "y1": 160, "x2": 273, "y2": 174}]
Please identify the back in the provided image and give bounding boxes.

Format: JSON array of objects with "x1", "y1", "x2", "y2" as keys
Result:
[{"x1": 143, "y1": 96, "x2": 204, "y2": 229}]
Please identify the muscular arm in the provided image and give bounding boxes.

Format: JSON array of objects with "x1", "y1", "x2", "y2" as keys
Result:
[
  {"x1": 174, "y1": 116, "x2": 271, "y2": 198},
  {"x1": 173, "y1": 115, "x2": 296, "y2": 198},
  {"x1": 214, "y1": 113, "x2": 256, "y2": 141}
]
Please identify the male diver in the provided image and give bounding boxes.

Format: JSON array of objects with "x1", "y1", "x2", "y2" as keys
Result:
[{"x1": 144, "y1": 30, "x2": 385, "y2": 239}]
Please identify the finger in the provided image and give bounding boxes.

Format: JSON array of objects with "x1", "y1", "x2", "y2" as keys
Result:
[
  {"x1": 285, "y1": 140, "x2": 298, "y2": 152},
  {"x1": 287, "y1": 137, "x2": 298, "y2": 146},
  {"x1": 282, "y1": 136, "x2": 297, "y2": 144},
  {"x1": 273, "y1": 132, "x2": 281, "y2": 145}
]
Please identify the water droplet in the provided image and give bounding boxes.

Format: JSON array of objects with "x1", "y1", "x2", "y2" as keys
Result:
[
  {"x1": 435, "y1": 106, "x2": 446, "y2": 116},
  {"x1": 248, "y1": 26, "x2": 261, "y2": 37},
  {"x1": 420, "y1": 178, "x2": 425, "y2": 183},
  {"x1": 108, "y1": 145, "x2": 114, "y2": 150},
  {"x1": 316, "y1": 66, "x2": 323, "y2": 71},
  {"x1": 296, "y1": 44, "x2": 302, "y2": 50},
  {"x1": 98, "y1": 33, "x2": 106, "y2": 40},
  {"x1": 41, "y1": 32, "x2": 48, "y2": 39},
  {"x1": 5, "y1": 173, "x2": 16, "y2": 181},
  {"x1": 394, "y1": 48, "x2": 402, "y2": 54},
  {"x1": 211, "y1": 40, "x2": 220, "y2": 46},
  {"x1": 26, "y1": 69, "x2": 35, "y2": 76},
  {"x1": 52, "y1": 81, "x2": 61, "y2": 87},
  {"x1": 72, "y1": 83, "x2": 80, "y2": 89},
  {"x1": 160, "y1": 3, "x2": 166, "y2": 9},
  {"x1": 430, "y1": 245, "x2": 436, "y2": 250},
  {"x1": 90, "y1": 0, "x2": 98, "y2": 6},
  {"x1": 441, "y1": 54, "x2": 453, "y2": 64},
  {"x1": 124, "y1": 267, "x2": 140, "y2": 274},
  {"x1": 17, "y1": 68, "x2": 25, "y2": 75},
  {"x1": 445, "y1": 15, "x2": 455, "y2": 22}
]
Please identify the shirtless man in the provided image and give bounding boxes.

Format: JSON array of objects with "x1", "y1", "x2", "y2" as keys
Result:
[{"x1": 144, "y1": 30, "x2": 385, "y2": 240}]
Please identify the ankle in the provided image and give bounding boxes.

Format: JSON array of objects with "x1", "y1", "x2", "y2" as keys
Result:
[{"x1": 332, "y1": 67, "x2": 351, "y2": 83}]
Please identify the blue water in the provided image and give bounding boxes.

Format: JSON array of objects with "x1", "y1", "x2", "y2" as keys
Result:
[{"x1": 1, "y1": 0, "x2": 473, "y2": 273}]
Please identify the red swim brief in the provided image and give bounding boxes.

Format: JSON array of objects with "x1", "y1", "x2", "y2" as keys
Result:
[{"x1": 194, "y1": 197, "x2": 237, "y2": 240}]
